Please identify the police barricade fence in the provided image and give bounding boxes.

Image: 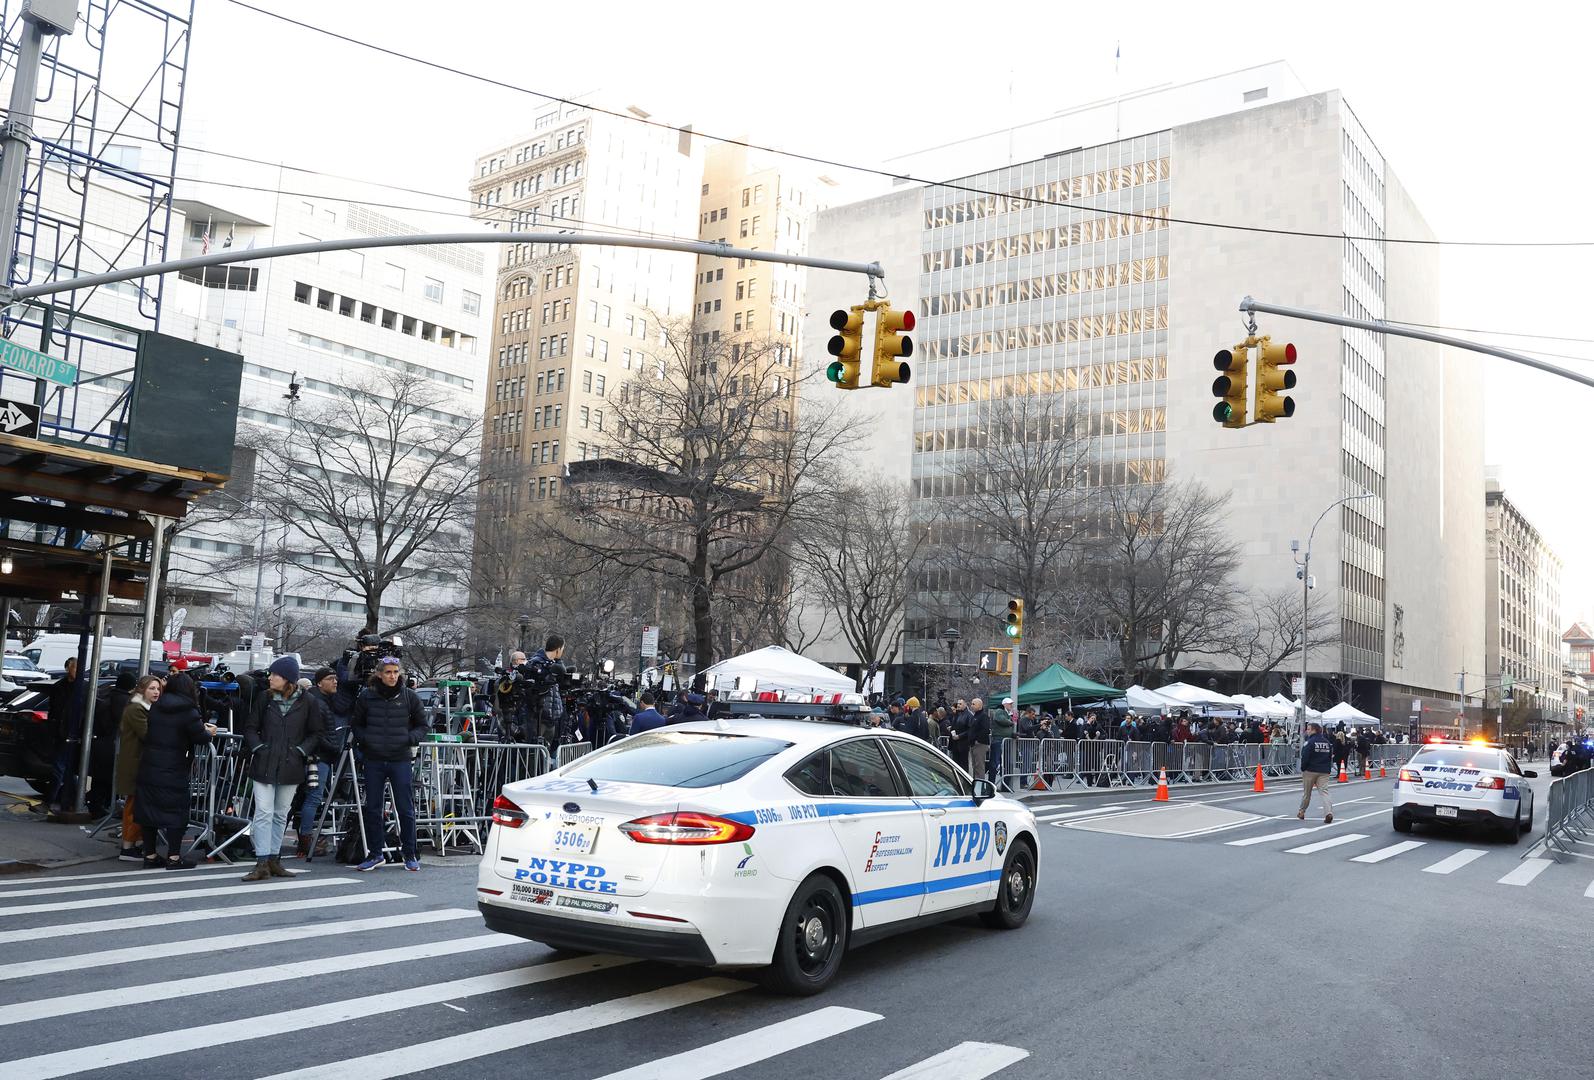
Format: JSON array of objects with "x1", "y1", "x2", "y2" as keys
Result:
[
  {"x1": 412, "y1": 740, "x2": 554, "y2": 855},
  {"x1": 1120, "y1": 740, "x2": 1159, "y2": 786},
  {"x1": 1073, "y1": 738, "x2": 1125, "y2": 788},
  {"x1": 1034, "y1": 738, "x2": 1077, "y2": 788},
  {"x1": 555, "y1": 741, "x2": 593, "y2": 769},
  {"x1": 1535, "y1": 767, "x2": 1594, "y2": 861}
]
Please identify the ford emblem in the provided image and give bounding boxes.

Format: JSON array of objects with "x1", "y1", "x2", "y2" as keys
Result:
[{"x1": 562, "y1": 802, "x2": 581, "y2": 815}]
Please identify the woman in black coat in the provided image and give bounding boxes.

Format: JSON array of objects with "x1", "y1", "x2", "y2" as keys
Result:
[
  {"x1": 133, "y1": 673, "x2": 215, "y2": 869},
  {"x1": 239, "y1": 657, "x2": 322, "y2": 881}
]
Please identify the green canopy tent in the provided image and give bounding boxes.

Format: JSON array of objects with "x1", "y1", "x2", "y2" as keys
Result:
[{"x1": 1014, "y1": 663, "x2": 1119, "y2": 709}]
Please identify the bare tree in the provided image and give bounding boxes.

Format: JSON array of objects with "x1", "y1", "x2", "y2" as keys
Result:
[
  {"x1": 1229, "y1": 587, "x2": 1338, "y2": 695},
  {"x1": 246, "y1": 370, "x2": 485, "y2": 634},
  {"x1": 1088, "y1": 478, "x2": 1241, "y2": 684},
  {"x1": 554, "y1": 319, "x2": 852, "y2": 670},
  {"x1": 923, "y1": 394, "x2": 1091, "y2": 636},
  {"x1": 793, "y1": 479, "x2": 921, "y2": 674}
]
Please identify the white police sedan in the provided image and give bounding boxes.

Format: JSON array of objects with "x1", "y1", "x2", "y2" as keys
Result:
[
  {"x1": 476, "y1": 719, "x2": 1038, "y2": 994},
  {"x1": 1393, "y1": 740, "x2": 1537, "y2": 842}
]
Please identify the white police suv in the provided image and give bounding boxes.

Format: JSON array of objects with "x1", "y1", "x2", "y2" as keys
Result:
[
  {"x1": 1393, "y1": 740, "x2": 1537, "y2": 842},
  {"x1": 476, "y1": 719, "x2": 1038, "y2": 994}
]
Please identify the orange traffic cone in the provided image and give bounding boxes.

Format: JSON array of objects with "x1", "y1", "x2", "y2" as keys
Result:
[
  {"x1": 1154, "y1": 767, "x2": 1170, "y2": 801},
  {"x1": 1337, "y1": 762, "x2": 1349, "y2": 783},
  {"x1": 1030, "y1": 770, "x2": 1049, "y2": 792},
  {"x1": 1379, "y1": 764, "x2": 1387, "y2": 779},
  {"x1": 1253, "y1": 764, "x2": 1266, "y2": 792},
  {"x1": 1362, "y1": 763, "x2": 1372, "y2": 781}
]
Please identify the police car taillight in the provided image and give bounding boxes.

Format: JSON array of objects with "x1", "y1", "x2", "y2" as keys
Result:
[
  {"x1": 1474, "y1": 777, "x2": 1505, "y2": 790},
  {"x1": 619, "y1": 812, "x2": 755, "y2": 845},
  {"x1": 491, "y1": 794, "x2": 528, "y2": 828},
  {"x1": 1398, "y1": 769, "x2": 1422, "y2": 784}
]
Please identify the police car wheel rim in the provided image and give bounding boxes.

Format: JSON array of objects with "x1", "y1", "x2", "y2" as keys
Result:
[
  {"x1": 794, "y1": 895, "x2": 838, "y2": 974},
  {"x1": 1005, "y1": 853, "x2": 1031, "y2": 907}
]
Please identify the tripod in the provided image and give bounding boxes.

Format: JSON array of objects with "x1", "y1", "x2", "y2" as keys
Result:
[{"x1": 307, "y1": 734, "x2": 369, "y2": 864}]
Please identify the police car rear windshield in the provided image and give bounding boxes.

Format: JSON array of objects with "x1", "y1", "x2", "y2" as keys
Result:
[
  {"x1": 1411, "y1": 747, "x2": 1510, "y2": 771},
  {"x1": 561, "y1": 732, "x2": 792, "y2": 789}
]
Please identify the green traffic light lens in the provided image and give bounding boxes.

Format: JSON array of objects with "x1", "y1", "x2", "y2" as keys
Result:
[
  {"x1": 1004, "y1": 624, "x2": 1019, "y2": 638},
  {"x1": 1213, "y1": 403, "x2": 1232, "y2": 423},
  {"x1": 826, "y1": 361, "x2": 842, "y2": 383}
]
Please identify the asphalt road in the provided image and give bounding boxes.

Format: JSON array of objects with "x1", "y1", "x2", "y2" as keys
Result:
[{"x1": 0, "y1": 772, "x2": 1589, "y2": 1080}]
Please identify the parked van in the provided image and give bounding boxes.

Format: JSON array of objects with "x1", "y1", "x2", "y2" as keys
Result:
[{"x1": 22, "y1": 634, "x2": 163, "y2": 675}]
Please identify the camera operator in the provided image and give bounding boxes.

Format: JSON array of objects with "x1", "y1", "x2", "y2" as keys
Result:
[
  {"x1": 294, "y1": 666, "x2": 349, "y2": 858},
  {"x1": 336, "y1": 631, "x2": 384, "y2": 716},
  {"x1": 492, "y1": 650, "x2": 529, "y2": 740},
  {"x1": 524, "y1": 635, "x2": 569, "y2": 747},
  {"x1": 240, "y1": 657, "x2": 323, "y2": 882},
  {"x1": 352, "y1": 655, "x2": 427, "y2": 872}
]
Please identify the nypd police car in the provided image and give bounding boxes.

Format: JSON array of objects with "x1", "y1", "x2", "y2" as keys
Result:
[
  {"x1": 1392, "y1": 741, "x2": 1537, "y2": 842},
  {"x1": 476, "y1": 719, "x2": 1038, "y2": 994}
]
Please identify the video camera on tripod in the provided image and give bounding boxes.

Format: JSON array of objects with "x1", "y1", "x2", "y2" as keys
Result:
[
  {"x1": 195, "y1": 665, "x2": 243, "y2": 732},
  {"x1": 345, "y1": 633, "x2": 403, "y2": 682}
]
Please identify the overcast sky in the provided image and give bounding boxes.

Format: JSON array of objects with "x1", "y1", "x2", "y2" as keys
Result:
[{"x1": 178, "y1": 0, "x2": 1591, "y2": 620}]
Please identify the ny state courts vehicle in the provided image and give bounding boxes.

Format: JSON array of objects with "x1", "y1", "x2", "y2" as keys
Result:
[
  {"x1": 477, "y1": 717, "x2": 1039, "y2": 994},
  {"x1": 1393, "y1": 740, "x2": 1536, "y2": 842}
]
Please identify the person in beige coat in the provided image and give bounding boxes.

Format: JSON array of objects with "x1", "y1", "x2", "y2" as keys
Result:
[{"x1": 114, "y1": 676, "x2": 162, "y2": 861}]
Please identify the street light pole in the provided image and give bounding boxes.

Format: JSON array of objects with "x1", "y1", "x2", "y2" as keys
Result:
[{"x1": 1294, "y1": 491, "x2": 1374, "y2": 729}]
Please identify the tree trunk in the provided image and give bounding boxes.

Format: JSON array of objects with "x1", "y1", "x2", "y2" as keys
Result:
[{"x1": 691, "y1": 540, "x2": 714, "y2": 680}]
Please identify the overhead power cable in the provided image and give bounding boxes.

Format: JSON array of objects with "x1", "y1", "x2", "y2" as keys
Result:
[{"x1": 223, "y1": 0, "x2": 1594, "y2": 249}]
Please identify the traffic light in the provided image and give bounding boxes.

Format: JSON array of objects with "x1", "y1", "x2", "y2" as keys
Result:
[
  {"x1": 1004, "y1": 598, "x2": 1024, "y2": 641},
  {"x1": 1212, "y1": 340, "x2": 1251, "y2": 428},
  {"x1": 1254, "y1": 336, "x2": 1297, "y2": 422},
  {"x1": 826, "y1": 307, "x2": 864, "y2": 390},
  {"x1": 872, "y1": 303, "x2": 914, "y2": 387}
]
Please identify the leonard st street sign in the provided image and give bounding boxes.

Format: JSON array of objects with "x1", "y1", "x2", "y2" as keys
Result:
[{"x1": 0, "y1": 338, "x2": 77, "y2": 386}]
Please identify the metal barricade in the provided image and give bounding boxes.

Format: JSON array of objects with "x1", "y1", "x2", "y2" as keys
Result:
[
  {"x1": 1533, "y1": 768, "x2": 1594, "y2": 861},
  {"x1": 998, "y1": 737, "x2": 1046, "y2": 792},
  {"x1": 1122, "y1": 740, "x2": 1156, "y2": 785},
  {"x1": 412, "y1": 741, "x2": 553, "y2": 854},
  {"x1": 1075, "y1": 739, "x2": 1124, "y2": 788},
  {"x1": 556, "y1": 741, "x2": 593, "y2": 769}
]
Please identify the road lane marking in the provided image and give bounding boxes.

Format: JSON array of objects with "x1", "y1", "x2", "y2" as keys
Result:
[
  {"x1": 0, "y1": 863, "x2": 236, "y2": 889},
  {"x1": 877, "y1": 1042, "x2": 1032, "y2": 1080},
  {"x1": 0, "y1": 955, "x2": 638, "y2": 1080},
  {"x1": 0, "y1": 908, "x2": 480, "y2": 981},
  {"x1": 1350, "y1": 841, "x2": 1426, "y2": 863},
  {"x1": 1497, "y1": 859, "x2": 1552, "y2": 886},
  {"x1": 0, "y1": 929, "x2": 511, "y2": 1025},
  {"x1": 0, "y1": 876, "x2": 346, "y2": 917},
  {"x1": 1040, "y1": 805, "x2": 1123, "y2": 821},
  {"x1": 591, "y1": 1006, "x2": 881, "y2": 1080},
  {"x1": 1227, "y1": 827, "x2": 1317, "y2": 847},
  {"x1": 1285, "y1": 833, "x2": 1368, "y2": 854},
  {"x1": 1584, "y1": 878, "x2": 1594, "y2": 898},
  {"x1": 0, "y1": 862, "x2": 277, "y2": 898},
  {"x1": 1421, "y1": 849, "x2": 1489, "y2": 875},
  {"x1": 254, "y1": 977, "x2": 750, "y2": 1080},
  {"x1": 0, "y1": 890, "x2": 412, "y2": 945}
]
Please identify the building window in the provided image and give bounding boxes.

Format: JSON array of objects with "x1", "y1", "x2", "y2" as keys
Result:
[
  {"x1": 423, "y1": 277, "x2": 444, "y2": 303},
  {"x1": 594, "y1": 374, "x2": 605, "y2": 397},
  {"x1": 583, "y1": 370, "x2": 593, "y2": 392},
  {"x1": 580, "y1": 406, "x2": 590, "y2": 428},
  {"x1": 384, "y1": 263, "x2": 405, "y2": 292},
  {"x1": 584, "y1": 335, "x2": 596, "y2": 357},
  {"x1": 462, "y1": 290, "x2": 481, "y2": 315}
]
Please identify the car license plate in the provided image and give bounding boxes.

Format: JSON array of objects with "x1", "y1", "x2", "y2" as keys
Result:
[
  {"x1": 511, "y1": 882, "x2": 553, "y2": 906},
  {"x1": 1436, "y1": 806, "x2": 1458, "y2": 819},
  {"x1": 551, "y1": 823, "x2": 597, "y2": 855}
]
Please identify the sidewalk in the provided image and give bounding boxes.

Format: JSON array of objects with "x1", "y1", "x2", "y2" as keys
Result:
[{"x1": 0, "y1": 777, "x2": 121, "y2": 875}]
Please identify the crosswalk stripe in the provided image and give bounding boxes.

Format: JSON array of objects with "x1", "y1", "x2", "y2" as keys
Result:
[
  {"x1": 1285, "y1": 833, "x2": 1368, "y2": 854},
  {"x1": 1498, "y1": 859, "x2": 1552, "y2": 886},
  {"x1": 590, "y1": 1006, "x2": 881, "y2": 1080},
  {"x1": 1584, "y1": 878, "x2": 1594, "y2": 898},
  {"x1": 0, "y1": 863, "x2": 276, "y2": 898},
  {"x1": 1227, "y1": 827, "x2": 1317, "y2": 847},
  {"x1": 877, "y1": 1041, "x2": 1032, "y2": 1080},
  {"x1": 1421, "y1": 849, "x2": 1488, "y2": 875},
  {"x1": 0, "y1": 876, "x2": 346, "y2": 917},
  {"x1": 0, "y1": 907, "x2": 480, "y2": 981},
  {"x1": 254, "y1": 977, "x2": 752, "y2": 1080},
  {"x1": 0, "y1": 890, "x2": 413, "y2": 945},
  {"x1": 0, "y1": 931, "x2": 515, "y2": 1026},
  {"x1": 1350, "y1": 840, "x2": 1426, "y2": 864},
  {"x1": 0, "y1": 954, "x2": 637, "y2": 1080},
  {"x1": 0, "y1": 863, "x2": 235, "y2": 888},
  {"x1": 1041, "y1": 805, "x2": 1122, "y2": 821}
]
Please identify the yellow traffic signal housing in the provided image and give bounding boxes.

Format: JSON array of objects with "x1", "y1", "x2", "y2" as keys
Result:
[
  {"x1": 1211, "y1": 341, "x2": 1251, "y2": 428},
  {"x1": 1004, "y1": 598, "x2": 1024, "y2": 640},
  {"x1": 826, "y1": 307, "x2": 864, "y2": 390},
  {"x1": 1254, "y1": 336, "x2": 1297, "y2": 422},
  {"x1": 872, "y1": 304, "x2": 914, "y2": 387}
]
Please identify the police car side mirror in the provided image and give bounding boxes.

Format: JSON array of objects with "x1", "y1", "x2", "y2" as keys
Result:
[
  {"x1": 971, "y1": 779, "x2": 997, "y2": 803},
  {"x1": 1522, "y1": 769, "x2": 1538, "y2": 778}
]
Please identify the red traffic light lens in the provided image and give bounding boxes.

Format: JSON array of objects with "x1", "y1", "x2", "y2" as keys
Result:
[
  {"x1": 901, "y1": 310, "x2": 916, "y2": 331},
  {"x1": 1281, "y1": 343, "x2": 1297, "y2": 363}
]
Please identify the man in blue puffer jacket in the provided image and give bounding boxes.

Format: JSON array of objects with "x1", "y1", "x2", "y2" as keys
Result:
[{"x1": 1298, "y1": 720, "x2": 1335, "y2": 823}]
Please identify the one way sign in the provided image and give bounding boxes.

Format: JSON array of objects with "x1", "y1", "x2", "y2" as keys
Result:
[{"x1": 0, "y1": 398, "x2": 40, "y2": 439}]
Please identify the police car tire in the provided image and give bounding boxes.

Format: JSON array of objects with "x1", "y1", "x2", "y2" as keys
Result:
[
  {"x1": 1502, "y1": 810, "x2": 1521, "y2": 845},
  {"x1": 1392, "y1": 813, "x2": 1413, "y2": 834},
  {"x1": 981, "y1": 840, "x2": 1036, "y2": 930},
  {"x1": 759, "y1": 873, "x2": 848, "y2": 996}
]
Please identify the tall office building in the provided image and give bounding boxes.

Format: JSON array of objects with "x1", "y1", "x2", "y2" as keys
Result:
[
  {"x1": 802, "y1": 63, "x2": 1485, "y2": 719},
  {"x1": 1483, "y1": 472, "x2": 1563, "y2": 718},
  {"x1": 468, "y1": 102, "x2": 702, "y2": 621},
  {"x1": 161, "y1": 194, "x2": 490, "y2": 652}
]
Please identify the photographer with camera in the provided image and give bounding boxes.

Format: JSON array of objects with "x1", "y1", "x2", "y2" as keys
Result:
[
  {"x1": 352, "y1": 655, "x2": 428, "y2": 872},
  {"x1": 240, "y1": 657, "x2": 323, "y2": 882},
  {"x1": 336, "y1": 631, "x2": 386, "y2": 716},
  {"x1": 293, "y1": 667, "x2": 349, "y2": 858},
  {"x1": 524, "y1": 635, "x2": 569, "y2": 747}
]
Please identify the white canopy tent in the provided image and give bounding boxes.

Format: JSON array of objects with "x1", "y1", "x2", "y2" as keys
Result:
[
  {"x1": 700, "y1": 645, "x2": 855, "y2": 699},
  {"x1": 1124, "y1": 684, "x2": 1185, "y2": 714},
  {"x1": 1323, "y1": 701, "x2": 1380, "y2": 725},
  {"x1": 1270, "y1": 692, "x2": 1322, "y2": 719},
  {"x1": 1158, "y1": 682, "x2": 1239, "y2": 708},
  {"x1": 1233, "y1": 694, "x2": 1293, "y2": 720}
]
